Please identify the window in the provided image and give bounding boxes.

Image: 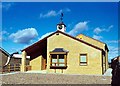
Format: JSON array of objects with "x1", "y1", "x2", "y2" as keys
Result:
[
  {"x1": 50, "y1": 54, "x2": 67, "y2": 68},
  {"x1": 59, "y1": 54, "x2": 65, "y2": 66},
  {"x1": 80, "y1": 54, "x2": 87, "y2": 66},
  {"x1": 51, "y1": 55, "x2": 57, "y2": 66}
]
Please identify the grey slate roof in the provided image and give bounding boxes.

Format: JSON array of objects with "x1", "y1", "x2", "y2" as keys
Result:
[{"x1": 51, "y1": 48, "x2": 69, "y2": 52}]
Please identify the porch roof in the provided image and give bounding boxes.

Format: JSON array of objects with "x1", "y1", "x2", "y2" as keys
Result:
[
  {"x1": 50, "y1": 48, "x2": 69, "y2": 54},
  {"x1": 52, "y1": 48, "x2": 68, "y2": 52}
]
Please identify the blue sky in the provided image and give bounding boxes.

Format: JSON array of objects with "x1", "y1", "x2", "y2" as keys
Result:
[{"x1": 1, "y1": 2, "x2": 119, "y2": 62}]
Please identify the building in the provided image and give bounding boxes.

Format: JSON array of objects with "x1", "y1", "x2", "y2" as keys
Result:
[
  {"x1": 21, "y1": 14, "x2": 109, "y2": 75},
  {"x1": 0, "y1": 47, "x2": 30, "y2": 68},
  {"x1": 11, "y1": 54, "x2": 30, "y2": 66},
  {"x1": 0, "y1": 47, "x2": 10, "y2": 68},
  {"x1": 111, "y1": 55, "x2": 120, "y2": 86}
]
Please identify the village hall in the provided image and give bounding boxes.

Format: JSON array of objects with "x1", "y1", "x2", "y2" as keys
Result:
[{"x1": 20, "y1": 13, "x2": 109, "y2": 75}]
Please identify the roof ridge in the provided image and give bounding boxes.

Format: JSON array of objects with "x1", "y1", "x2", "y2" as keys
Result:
[{"x1": 22, "y1": 30, "x2": 103, "y2": 52}]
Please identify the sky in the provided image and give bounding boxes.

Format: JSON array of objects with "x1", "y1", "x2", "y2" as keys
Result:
[{"x1": 1, "y1": 2, "x2": 119, "y2": 62}]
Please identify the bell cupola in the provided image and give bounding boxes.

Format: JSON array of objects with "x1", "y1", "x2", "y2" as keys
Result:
[{"x1": 57, "y1": 13, "x2": 66, "y2": 32}]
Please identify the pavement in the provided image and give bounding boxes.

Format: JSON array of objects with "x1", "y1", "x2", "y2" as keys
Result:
[
  {"x1": 25, "y1": 70, "x2": 47, "y2": 73},
  {"x1": 0, "y1": 68, "x2": 113, "y2": 76}
]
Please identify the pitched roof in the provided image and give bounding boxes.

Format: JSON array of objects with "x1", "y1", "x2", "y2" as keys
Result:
[
  {"x1": 76, "y1": 34, "x2": 105, "y2": 44},
  {"x1": 0, "y1": 47, "x2": 10, "y2": 56},
  {"x1": 22, "y1": 30, "x2": 104, "y2": 52},
  {"x1": 76, "y1": 34, "x2": 109, "y2": 51}
]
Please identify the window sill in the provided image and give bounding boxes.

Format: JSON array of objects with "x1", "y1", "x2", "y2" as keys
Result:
[
  {"x1": 80, "y1": 64, "x2": 87, "y2": 66},
  {"x1": 50, "y1": 66, "x2": 67, "y2": 69}
]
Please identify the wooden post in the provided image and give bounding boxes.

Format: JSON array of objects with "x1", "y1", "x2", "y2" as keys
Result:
[
  {"x1": 61, "y1": 69, "x2": 63, "y2": 73},
  {"x1": 2, "y1": 67, "x2": 3, "y2": 74},
  {"x1": 64, "y1": 55, "x2": 67, "y2": 66},
  {"x1": 55, "y1": 63, "x2": 56, "y2": 73},
  {"x1": 118, "y1": 56, "x2": 120, "y2": 62},
  {"x1": 50, "y1": 55, "x2": 52, "y2": 66},
  {"x1": 57, "y1": 55, "x2": 59, "y2": 66},
  {"x1": 8, "y1": 64, "x2": 10, "y2": 73},
  {"x1": 14, "y1": 64, "x2": 16, "y2": 71},
  {"x1": 21, "y1": 51, "x2": 26, "y2": 72}
]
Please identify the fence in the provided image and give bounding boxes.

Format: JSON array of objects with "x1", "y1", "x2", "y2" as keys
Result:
[
  {"x1": 2, "y1": 64, "x2": 21, "y2": 73},
  {"x1": 1, "y1": 64, "x2": 31, "y2": 74}
]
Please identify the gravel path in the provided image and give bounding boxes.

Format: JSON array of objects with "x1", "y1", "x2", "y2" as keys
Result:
[{"x1": 1, "y1": 73, "x2": 111, "y2": 84}]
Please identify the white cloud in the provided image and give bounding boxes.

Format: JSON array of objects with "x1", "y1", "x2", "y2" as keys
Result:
[
  {"x1": 2, "y1": 3, "x2": 14, "y2": 11},
  {"x1": 0, "y1": 37, "x2": 2, "y2": 42},
  {"x1": 93, "y1": 25, "x2": 113, "y2": 34},
  {"x1": 93, "y1": 27, "x2": 103, "y2": 34},
  {"x1": 105, "y1": 40, "x2": 120, "y2": 43},
  {"x1": 0, "y1": 30, "x2": 9, "y2": 35},
  {"x1": 108, "y1": 25, "x2": 113, "y2": 29},
  {"x1": 65, "y1": 8, "x2": 71, "y2": 12},
  {"x1": 40, "y1": 8, "x2": 71, "y2": 18},
  {"x1": 23, "y1": 32, "x2": 53, "y2": 49},
  {"x1": 108, "y1": 45, "x2": 119, "y2": 61},
  {"x1": 9, "y1": 28, "x2": 38, "y2": 44},
  {"x1": 93, "y1": 35, "x2": 103, "y2": 40},
  {"x1": 0, "y1": 30, "x2": 9, "y2": 42},
  {"x1": 1, "y1": 31, "x2": 9, "y2": 35},
  {"x1": 40, "y1": 10, "x2": 57, "y2": 18},
  {"x1": 68, "y1": 21, "x2": 88, "y2": 36}
]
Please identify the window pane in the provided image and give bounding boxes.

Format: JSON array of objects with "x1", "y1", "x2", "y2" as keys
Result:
[
  {"x1": 59, "y1": 59, "x2": 64, "y2": 63},
  {"x1": 80, "y1": 55, "x2": 87, "y2": 62},
  {"x1": 52, "y1": 63, "x2": 58, "y2": 66},
  {"x1": 59, "y1": 64, "x2": 65, "y2": 66},
  {"x1": 52, "y1": 59, "x2": 57, "y2": 63},
  {"x1": 52, "y1": 54, "x2": 57, "y2": 58},
  {"x1": 59, "y1": 54, "x2": 64, "y2": 58},
  {"x1": 52, "y1": 64, "x2": 55, "y2": 66},
  {"x1": 59, "y1": 54, "x2": 64, "y2": 63},
  {"x1": 51, "y1": 54, "x2": 57, "y2": 63}
]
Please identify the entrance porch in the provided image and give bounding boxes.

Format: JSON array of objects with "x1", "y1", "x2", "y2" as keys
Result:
[{"x1": 21, "y1": 39, "x2": 47, "y2": 72}]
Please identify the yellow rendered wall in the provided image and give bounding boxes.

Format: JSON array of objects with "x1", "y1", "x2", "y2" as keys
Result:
[
  {"x1": 47, "y1": 33, "x2": 103, "y2": 75},
  {"x1": 76, "y1": 34, "x2": 109, "y2": 72},
  {"x1": 30, "y1": 55, "x2": 42, "y2": 70}
]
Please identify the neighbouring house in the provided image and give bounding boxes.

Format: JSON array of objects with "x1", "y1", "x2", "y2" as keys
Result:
[
  {"x1": 111, "y1": 55, "x2": 120, "y2": 69},
  {"x1": 111, "y1": 55, "x2": 120, "y2": 85},
  {"x1": 10, "y1": 54, "x2": 30, "y2": 66},
  {"x1": 0, "y1": 47, "x2": 10, "y2": 68},
  {"x1": 9, "y1": 54, "x2": 30, "y2": 71},
  {"x1": 0, "y1": 47, "x2": 30, "y2": 71},
  {"x1": 21, "y1": 14, "x2": 109, "y2": 75}
]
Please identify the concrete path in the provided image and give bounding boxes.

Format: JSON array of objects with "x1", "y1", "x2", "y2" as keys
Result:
[
  {"x1": 25, "y1": 70, "x2": 47, "y2": 73},
  {"x1": 0, "y1": 72, "x2": 20, "y2": 76}
]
